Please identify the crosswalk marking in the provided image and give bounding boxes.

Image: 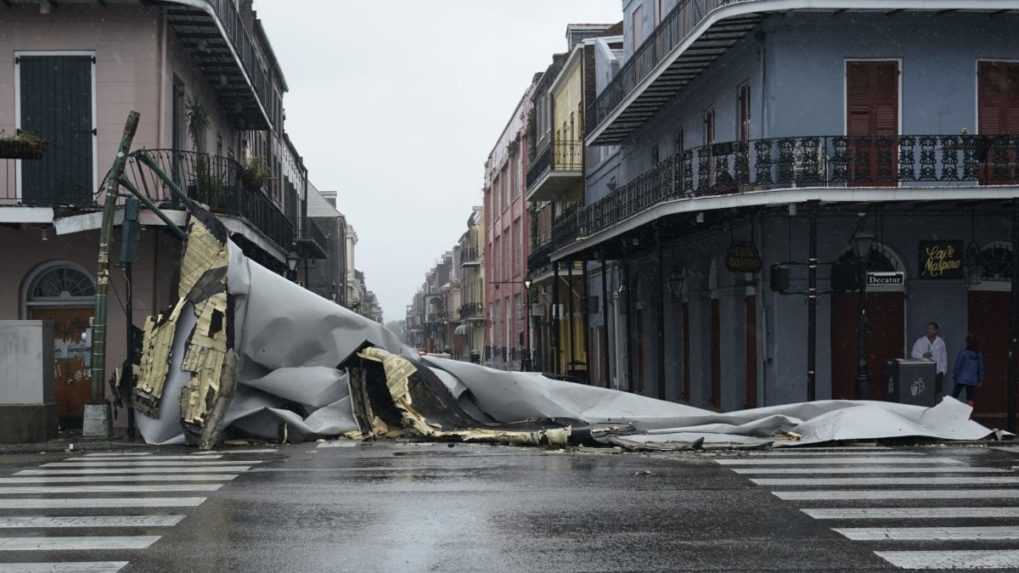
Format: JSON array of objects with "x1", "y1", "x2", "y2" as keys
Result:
[
  {"x1": 803, "y1": 507, "x2": 1019, "y2": 520},
  {"x1": 716, "y1": 456, "x2": 964, "y2": 466},
  {"x1": 68, "y1": 455, "x2": 222, "y2": 462},
  {"x1": 17, "y1": 466, "x2": 251, "y2": 476},
  {"x1": 836, "y1": 526, "x2": 1019, "y2": 541},
  {"x1": 0, "y1": 474, "x2": 238, "y2": 484},
  {"x1": 741, "y1": 451, "x2": 924, "y2": 456},
  {"x1": 0, "y1": 563, "x2": 129, "y2": 573},
  {"x1": 42, "y1": 461, "x2": 256, "y2": 468},
  {"x1": 0, "y1": 536, "x2": 161, "y2": 551},
  {"x1": 875, "y1": 550, "x2": 1019, "y2": 570},
  {"x1": 192, "y1": 449, "x2": 278, "y2": 455},
  {"x1": 0, "y1": 497, "x2": 206, "y2": 509},
  {"x1": 753, "y1": 476, "x2": 1019, "y2": 486},
  {"x1": 0, "y1": 484, "x2": 223, "y2": 495},
  {"x1": 0, "y1": 515, "x2": 186, "y2": 529},
  {"x1": 773, "y1": 489, "x2": 1019, "y2": 501},
  {"x1": 83, "y1": 453, "x2": 152, "y2": 458},
  {"x1": 730, "y1": 466, "x2": 1008, "y2": 475}
]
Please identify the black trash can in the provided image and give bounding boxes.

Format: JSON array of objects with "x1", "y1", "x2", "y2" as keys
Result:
[{"x1": 885, "y1": 358, "x2": 938, "y2": 406}]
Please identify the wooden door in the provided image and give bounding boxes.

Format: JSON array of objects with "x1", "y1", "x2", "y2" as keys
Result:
[
  {"x1": 710, "y1": 298, "x2": 721, "y2": 409},
  {"x1": 831, "y1": 293, "x2": 905, "y2": 399},
  {"x1": 978, "y1": 62, "x2": 1019, "y2": 184},
  {"x1": 846, "y1": 61, "x2": 898, "y2": 186},
  {"x1": 968, "y1": 291, "x2": 1011, "y2": 426},
  {"x1": 28, "y1": 306, "x2": 94, "y2": 427}
]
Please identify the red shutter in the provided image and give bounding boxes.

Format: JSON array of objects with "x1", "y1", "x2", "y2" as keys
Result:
[{"x1": 846, "y1": 61, "x2": 899, "y2": 185}]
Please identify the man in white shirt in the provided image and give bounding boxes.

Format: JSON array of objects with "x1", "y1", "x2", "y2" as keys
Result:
[{"x1": 911, "y1": 321, "x2": 947, "y2": 395}]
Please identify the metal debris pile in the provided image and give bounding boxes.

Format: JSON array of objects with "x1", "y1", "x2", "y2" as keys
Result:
[{"x1": 130, "y1": 208, "x2": 1004, "y2": 449}]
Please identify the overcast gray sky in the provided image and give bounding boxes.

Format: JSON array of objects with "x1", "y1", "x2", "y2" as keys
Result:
[{"x1": 257, "y1": 0, "x2": 622, "y2": 322}]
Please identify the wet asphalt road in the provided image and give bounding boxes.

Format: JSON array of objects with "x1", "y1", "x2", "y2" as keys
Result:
[{"x1": 0, "y1": 443, "x2": 1017, "y2": 572}]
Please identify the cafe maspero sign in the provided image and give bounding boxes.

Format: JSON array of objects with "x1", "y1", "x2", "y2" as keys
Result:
[{"x1": 919, "y1": 240, "x2": 964, "y2": 279}]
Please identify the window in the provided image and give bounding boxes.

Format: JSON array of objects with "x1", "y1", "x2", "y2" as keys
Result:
[
  {"x1": 703, "y1": 108, "x2": 715, "y2": 146},
  {"x1": 675, "y1": 129, "x2": 685, "y2": 156},
  {"x1": 738, "y1": 84, "x2": 751, "y2": 144},
  {"x1": 651, "y1": 144, "x2": 660, "y2": 166},
  {"x1": 631, "y1": 5, "x2": 644, "y2": 54}
]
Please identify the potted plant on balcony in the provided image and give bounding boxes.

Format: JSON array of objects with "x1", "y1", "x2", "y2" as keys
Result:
[
  {"x1": 239, "y1": 157, "x2": 271, "y2": 192},
  {"x1": 185, "y1": 98, "x2": 227, "y2": 208},
  {"x1": 0, "y1": 130, "x2": 47, "y2": 160}
]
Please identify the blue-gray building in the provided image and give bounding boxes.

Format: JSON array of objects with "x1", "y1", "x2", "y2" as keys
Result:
[{"x1": 548, "y1": 0, "x2": 1019, "y2": 428}]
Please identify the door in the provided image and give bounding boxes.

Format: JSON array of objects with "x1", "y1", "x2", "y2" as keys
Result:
[
  {"x1": 681, "y1": 301, "x2": 691, "y2": 401},
  {"x1": 27, "y1": 307, "x2": 94, "y2": 427},
  {"x1": 968, "y1": 291, "x2": 1011, "y2": 427},
  {"x1": 846, "y1": 61, "x2": 898, "y2": 186},
  {"x1": 744, "y1": 295, "x2": 758, "y2": 409},
  {"x1": 18, "y1": 55, "x2": 94, "y2": 206},
  {"x1": 710, "y1": 298, "x2": 721, "y2": 409},
  {"x1": 831, "y1": 293, "x2": 905, "y2": 399},
  {"x1": 978, "y1": 62, "x2": 1019, "y2": 184}
]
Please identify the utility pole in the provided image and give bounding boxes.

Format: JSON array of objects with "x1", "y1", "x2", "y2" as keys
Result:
[{"x1": 84, "y1": 111, "x2": 140, "y2": 439}]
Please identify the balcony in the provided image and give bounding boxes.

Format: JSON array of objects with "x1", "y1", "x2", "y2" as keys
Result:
[
  {"x1": 158, "y1": 0, "x2": 275, "y2": 130},
  {"x1": 126, "y1": 149, "x2": 294, "y2": 253},
  {"x1": 552, "y1": 134, "x2": 1019, "y2": 256},
  {"x1": 460, "y1": 302, "x2": 484, "y2": 321},
  {"x1": 461, "y1": 245, "x2": 482, "y2": 266},
  {"x1": 526, "y1": 139, "x2": 584, "y2": 202},
  {"x1": 588, "y1": 0, "x2": 760, "y2": 145},
  {"x1": 297, "y1": 218, "x2": 329, "y2": 261}
]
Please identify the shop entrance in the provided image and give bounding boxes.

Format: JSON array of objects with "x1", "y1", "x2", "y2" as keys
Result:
[
  {"x1": 831, "y1": 246, "x2": 906, "y2": 400},
  {"x1": 24, "y1": 263, "x2": 96, "y2": 428}
]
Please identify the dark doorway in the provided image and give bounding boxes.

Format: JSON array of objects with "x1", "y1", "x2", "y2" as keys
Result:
[
  {"x1": 18, "y1": 55, "x2": 94, "y2": 206},
  {"x1": 744, "y1": 295, "x2": 758, "y2": 409},
  {"x1": 968, "y1": 290, "x2": 1011, "y2": 427},
  {"x1": 710, "y1": 298, "x2": 721, "y2": 409},
  {"x1": 831, "y1": 293, "x2": 905, "y2": 400},
  {"x1": 846, "y1": 61, "x2": 899, "y2": 186}
]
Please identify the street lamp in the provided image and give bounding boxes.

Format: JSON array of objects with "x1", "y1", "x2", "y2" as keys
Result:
[
  {"x1": 851, "y1": 230, "x2": 875, "y2": 400},
  {"x1": 286, "y1": 248, "x2": 300, "y2": 282}
]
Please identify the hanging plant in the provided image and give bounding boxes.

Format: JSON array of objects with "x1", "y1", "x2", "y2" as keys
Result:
[
  {"x1": 239, "y1": 157, "x2": 271, "y2": 191},
  {"x1": 185, "y1": 97, "x2": 209, "y2": 154},
  {"x1": 0, "y1": 130, "x2": 47, "y2": 160}
]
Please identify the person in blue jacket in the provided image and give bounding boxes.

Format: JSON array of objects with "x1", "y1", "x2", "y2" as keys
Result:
[{"x1": 952, "y1": 334, "x2": 984, "y2": 406}]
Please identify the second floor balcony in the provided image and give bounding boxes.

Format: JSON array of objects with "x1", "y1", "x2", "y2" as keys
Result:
[
  {"x1": 460, "y1": 302, "x2": 484, "y2": 321},
  {"x1": 125, "y1": 149, "x2": 296, "y2": 255},
  {"x1": 551, "y1": 134, "x2": 1019, "y2": 257},
  {"x1": 526, "y1": 139, "x2": 584, "y2": 202}
]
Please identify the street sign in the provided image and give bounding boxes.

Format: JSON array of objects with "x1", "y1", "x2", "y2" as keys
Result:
[{"x1": 867, "y1": 271, "x2": 905, "y2": 292}]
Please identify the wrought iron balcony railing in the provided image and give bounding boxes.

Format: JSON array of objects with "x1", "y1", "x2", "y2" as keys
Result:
[
  {"x1": 126, "y1": 149, "x2": 294, "y2": 252},
  {"x1": 552, "y1": 134, "x2": 1019, "y2": 251},
  {"x1": 461, "y1": 245, "x2": 482, "y2": 265},
  {"x1": 588, "y1": 0, "x2": 735, "y2": 138},
  {"x1": 460, "y1": 302, "x2": 484, "y2": 320},
  {"x1": 302, "y1": 218, "x2": 330, "y2": 259},
  {"x1": 526, "y1": 139, "x2": 585, "y2": 190}
]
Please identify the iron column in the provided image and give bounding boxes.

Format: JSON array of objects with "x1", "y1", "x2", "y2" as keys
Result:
[{"x1": 807, "y1": 202, "x2": 818, "y2": 402}]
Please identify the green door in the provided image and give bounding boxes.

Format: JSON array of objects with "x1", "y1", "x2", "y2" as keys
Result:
[{"x1": 19, "y1": 55, "x2": 94, "y2": 206}]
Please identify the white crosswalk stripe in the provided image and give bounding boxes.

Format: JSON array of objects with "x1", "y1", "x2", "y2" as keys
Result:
[
  {"x1": 0, "y1": 563, "x2": 129, "y2": 573},
  {"x1": 0, "y1": 516, "x2": 186, "y2": 529},
  {"x1": 875, "y1": 550, "x2": 1019, "y2": 570},
  {"x1": 716, "y1": 456, "x2": 964, "y2": 466},
  {"x1": 752, "y1": 476, "x2": 1019, "y2": 486},
  {"x1": 17, "y1": 466, "x2": 251, "y2": 476},
  {"x1": 0, "y1": 484, "x2": 223, "y2": 495},
  {"x1": 0, "y1": 474, "x2": 238, "y2": 484},
  {"x1": 42, "y1": 460, "x2": 254, "y2": 468},
  {"x1": 67, "y1": 456, "x2": 223, "y2": 462},
  {"x1": 0, "y1": 450, "x2": 276, "y2": 572},
  {"x1": 192, "y1": 449, "x2": 278, "y2": 455},
  {"x1": 803, "y1": 507, "x2": 1019, "y2": 520},
  {"x1": 716, "y1": 450, "x2": 1019, "y2": 569},
  {"x1": 731, "y1": 466, "x2": 1007, "y2": 474}
]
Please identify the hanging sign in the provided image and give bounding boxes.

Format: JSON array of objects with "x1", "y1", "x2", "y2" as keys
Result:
[
  {"x1": 725, "y1": 241, "x2": 762, "y2": 273},
  {"x1": 918, "y1": 241, "x2": 964, "y2": 279}
]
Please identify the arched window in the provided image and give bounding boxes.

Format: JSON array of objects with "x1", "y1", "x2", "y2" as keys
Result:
[
  {"x1": 979, "y1": 242, "x2": 1012, "y2": 282},
  {"x1": 24, "y1": 263, "x2": 96, "y2": 309}
]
